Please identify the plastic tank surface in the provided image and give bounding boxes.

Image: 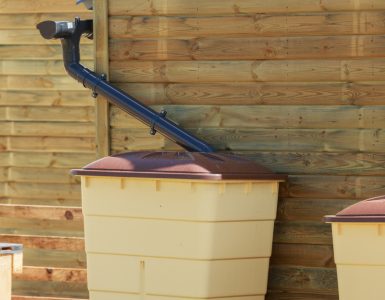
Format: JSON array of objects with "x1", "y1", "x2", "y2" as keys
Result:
[
  {"x1": 0, "y1": 244, "x2": 23, "y2": 300},
  {"x1": 72, "y1": 151, "x2": 286, "y2": 300},
  {"x1": 325, "y1": 195, "x2": 385, "y2": 300}
]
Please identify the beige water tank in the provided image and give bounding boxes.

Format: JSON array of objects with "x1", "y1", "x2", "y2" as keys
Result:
[
  {"x1": 325, "y1": 195, "x2": 385, "y2": 300},
  {"x1": 72, "y1": 151, "x2": 286, "y2": 300},
  {"x1": 0, "y1": 243, "x2": 23, "y2": 300}
]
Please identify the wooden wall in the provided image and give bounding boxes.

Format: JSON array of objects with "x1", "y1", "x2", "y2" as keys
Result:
[
  {"x1": 0, "y1": 1, "x2": 93, "y2": 299},
  {"x1": 102, "y1": 0, "x2": 385, "y2": 299}
]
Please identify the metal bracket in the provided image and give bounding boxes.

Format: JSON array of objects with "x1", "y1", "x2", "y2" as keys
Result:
[
  {"x1": 150, "y1": 109, "x2": 167, "y2": 135},
  {"x1": 91, "y1": 73, "x2": 107, "y2": 98}
]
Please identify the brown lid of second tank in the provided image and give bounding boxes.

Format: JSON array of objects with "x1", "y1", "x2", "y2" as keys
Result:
[
  {"x1": 71, "y1": 151, "x2": 286, "y2": 181},
  {"x1": 324, "y1": 195, "x2": 385, "y2": 222}
]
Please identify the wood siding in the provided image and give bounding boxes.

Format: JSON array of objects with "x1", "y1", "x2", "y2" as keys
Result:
[
  {"x1": 104, "y1": 0, "x2": 385, "y2": 299},
  {"x1": 0, "y1": 1, "x2": 93, "y2": 299}
]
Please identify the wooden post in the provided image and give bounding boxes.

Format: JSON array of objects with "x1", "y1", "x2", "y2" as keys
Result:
[
  {"x1": 94, "y1": 0, "x2": 110, "y2": 157},
  {"x1": 0, "y1": 244, "x2": 23, "y2": 300}
]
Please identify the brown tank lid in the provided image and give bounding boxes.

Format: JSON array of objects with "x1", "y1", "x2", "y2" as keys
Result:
[
  {"x1": 71, "y1": 151, "x2": 286, "y2": 181},
  {"x1": 324, "y1": 195, "x2": 385, "y2": 222}
]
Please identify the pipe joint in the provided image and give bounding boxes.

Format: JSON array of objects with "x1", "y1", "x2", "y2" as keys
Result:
[{"x1": 36, "y1": 18, "x2": 214, "y2": 153}]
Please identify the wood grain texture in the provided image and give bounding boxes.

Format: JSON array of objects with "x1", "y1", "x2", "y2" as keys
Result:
[
  {"x1": 0, "y1": 60, "x2": 93, "y2": 75},
  {"x1": 8, "y1": 136, "x2": 95, "y2": 153},
  {"x1": 271, "y1": 243, "x2": 335, "y2": 268},
  {"x1": 12, "y1": 280, "x2": 88, "y2": 298},
  {"x1": 0, "y1": 91, "x2": 93, "y2": 107},
  {"x1": 0, "y1": 13, "x2": 91, "y2": 29},
  {"x1": 281, "y1": 175, "x2": 385, "y2": 199},
  {"x1": 266, "y1": 291, "x2": 338, "y2": 300},
  {"x1": 0, "y1": 75, "x2": 88, "y2": 91},
  {"x1": 21, "y1": 248, "x2": 85, "y2": 269},
  {"x1": 243, "y1": 151, "x2": 385, "y2": 176},
  {"x1": 268, "y1": 266, "x2": 338, "y2": 294},
  {"x1": 110, "y1": 59, "x2": 385, "y2": 83},
  {"x1": 0, "y1": 235, "x2": 84, "y2": 251},
  {"x1": 113, "y1": 81, "x2": 385, "y2": 105},
  {"x1": 0, "y1": 11, "x2": 91, "y2": 300},
  {"x1": 110, "y1": 105, "x2": 385, "y2": 129},
  {"x1": 0, "y1": 30, "x2": 92, "y2": 45},
  {"x1": 107, "y1": 0, "x2": 385, "y2": 298},
  {"x1": 109, "y1": 0, "x2": 385, "y2": 16},
  {"x1": 7, "y1": 168, "x2": 80, "y2": 184},
  {"x1": 277, "y1": 198, "x2": 358, "y2": 221},
  {"x1": 94, "y1": 0, "x2": 110, "y2": 158},
  {"x1": 0, "y1": 216, "x2": 83, "y2": 237},
  {"x1": 8, "y1": 152, "x2": 94, "y2": 169},
  {"x1": 0, "y1": 45, "x2": 92, "y2": 60},
  {"x1": 0, "y1": 205, "x2": 82, "y2": 221},
  {"x1": 12, "y1": 296, "x2": 87, "y2": 300},
  {"x1": 14, "y1": 266, "x2": 86, "y2": 283},
  {"x1": 110, "y1": 35, "x2": 385, "y2": 61},
  {"x1": 0, "y1": 122, "x2": 95, "y2": 137},
  {"x1": 273, "y1": 221, "x2": 332, "y2": 245},
  {"x1": 1, "y1": 198, "x2": 82, "y2": 207},
  {"x1": 111, "y1": 127, "x2": 385, "y2": 152},
  {"x1": 0, "y1": 0, "x2": 88, "y2": 13},
  {"x1": 6, "y1": 106, "x2": 94, "y2": 122},
  {"x1": 110, "y1": 11, "x2": 385, "y2": 38},
  {"x1": 5, "y1": 182, "x2": 81, "y2": 201}
]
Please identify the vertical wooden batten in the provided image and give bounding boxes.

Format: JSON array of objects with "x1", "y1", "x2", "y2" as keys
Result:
[{"x1": 94, "y1": 0, "x2": 110, "y2": 157}]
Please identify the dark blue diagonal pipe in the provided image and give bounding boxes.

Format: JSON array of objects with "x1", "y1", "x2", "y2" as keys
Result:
[{"x1": 37, "y1": 18, "x2": 214, "y2": 153}]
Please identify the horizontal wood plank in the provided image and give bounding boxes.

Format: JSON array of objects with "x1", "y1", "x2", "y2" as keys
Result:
[
  {"x1": 0, "y1": 45, "x2": 92, "y2": 60},
  {"x1": 12, "y1": 280, "x2": 88, "y2": 299},
  {"x1": 273, "y1": 221, "x2": 332, "y2": 245},
  {"x1": 0, "y1": 205, "x2": 82, "y2": 221},
  {"x1": 110, "y1": 59, "x2": 385, "y2": 83},
  {"x1": 243, "y1": 151, "x2": 385, "y2": 176},
  {"x1": 6, "y1": 106, "x2": 94, "y2": 125},
  {"x1": 277, "y1": 198, "x2": 358, "y2": 221},
  {"x1": 114, "y1": 81, "x2": 385, "y2": 106},
  {"x1": 0, "y1": 75, "x2": 89, "y2": 91},
  {"x1": 111, "y1": 127, "x2": 385, "y2": 152},
  {"x1": 267, "y1": 291, "x2": 338, "y2": 300},
  {"x1": 0, "y1": 152, "x2": 93, "y2": 168},
  {"x1": 110, "y1": 105, "x2": 385, "y2": 129},
  {"x1": 0, "y1": 60, "x2": 93, "y2": 76},
  {"x1": 0, "y1": 30, "x2": 92, "y2": 45},
  {"x1": 6, "y1": 182, "x2": 81, "y2": 200},
  {"x1": 0, "y1": 0, "x2": 88, "y2": 13},
  {"x1": 8, "y1": 168, "x2": 80, "y2": 184},
  {"x1": 14, "y1": 266, "x2": 86, "y2": 283},
  {"x1": 0, "y1": 122, "x2": 95, "y2": 138},
  {"x1": 110, "y1": 11, "x2": 385, "y2": 38},
  {"x1": 110, "y1": 35, "x2": 385, "y2": 61},
  {"x1": 0, "y1": 91, "x2": 93, "y2": 107},
  {"x1": 0, "y1": 216, "x2": 83, "y2": 237},
  {"x1": 0, "y1": 13, "x2": 91, "y2": 29},
  {"x1": 271, "y1": 243, "x2": 335, "y2": 268},
  {"x1": 5, "y1": 106, "x2": 94, "y2": 122},
  {"x1": 10, "y1": 248, "x2": 85, "y2": 269},
  {"x1": 111, "y1": 128, "x2": 170, "y2": 151},
  {"x1": 268, "y1": 266, "x2": 337, "y2": 295},
  {"x1": 0, "y1": 198, "x2": 81, "y2": 207},
  {"x1": 0, "y1": 234, "x2": 84, "y2": 251},
  {"x1": 13, "y1": 296, "x2": 87, "y2": 300},
  {"x1": 281, "y1": 175, "x2": 385, "y2": 199},
  {"x1": 9, "y1": 152, "x2": 94, "y2": 169},
  {"x1": 109, "y1": 0, "x2": 385, "y2": 15},
  {"x1": 9, "y1": 136, "x2": 95, "y2": 153}
]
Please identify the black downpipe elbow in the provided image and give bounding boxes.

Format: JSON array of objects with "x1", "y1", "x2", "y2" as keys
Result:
[{"x1": 37, "y1": 18, "x2": 214, "y2": 153}]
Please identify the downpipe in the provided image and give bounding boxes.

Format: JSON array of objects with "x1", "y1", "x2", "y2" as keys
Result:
[{"x1": 37, "y1": 18, "x2": 214, "y2": 153}]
